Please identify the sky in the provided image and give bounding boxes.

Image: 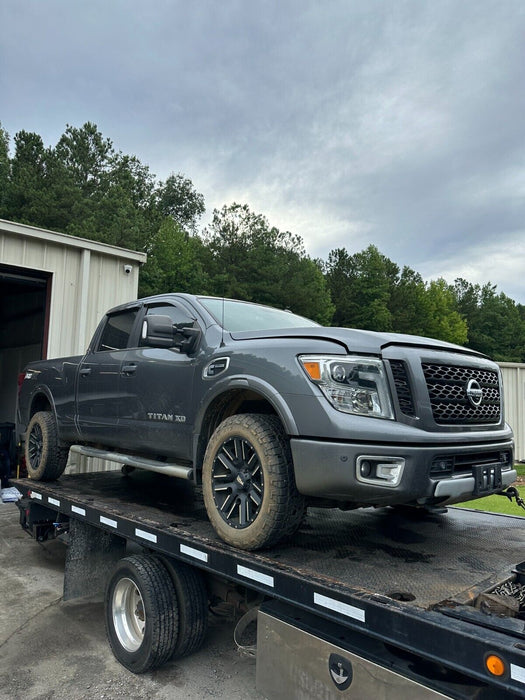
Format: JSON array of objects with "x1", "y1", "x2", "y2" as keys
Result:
[{"x1": 2, "y1": 1, "x2": 525, "y2": 301}]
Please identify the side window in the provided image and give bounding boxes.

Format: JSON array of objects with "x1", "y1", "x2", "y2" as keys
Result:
[
  {"x1": 146, "y1": 304, "x2": 192, "y2": 324},
  {"x1": 97, "y1": 309, "x2": 139, "y2": 351}
]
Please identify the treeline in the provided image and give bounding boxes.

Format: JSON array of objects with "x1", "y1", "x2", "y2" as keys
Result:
[{"x1": 1, "y1": 122, "x2": 524, "y2": 361}]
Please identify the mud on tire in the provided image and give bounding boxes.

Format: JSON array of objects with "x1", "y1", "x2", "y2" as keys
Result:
[
  {"x1": 202, "y1": 413, "x2": 305, "y2": 550},
  {"x1": 25, "y1": 411, "x2": 70, "y2": 481}
]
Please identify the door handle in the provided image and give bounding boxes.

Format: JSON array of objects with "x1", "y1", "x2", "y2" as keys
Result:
[
  {"x1": 79, "y1": 367, "x2": 91, "y2": 377},
  {"x1": 121, "y1": 364, "x2": 137, "y2": 375}
]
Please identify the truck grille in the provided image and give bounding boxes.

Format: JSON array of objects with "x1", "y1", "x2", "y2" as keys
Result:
[{"x1": 422, "y1": 363, "x2": 501, "y2": 425}]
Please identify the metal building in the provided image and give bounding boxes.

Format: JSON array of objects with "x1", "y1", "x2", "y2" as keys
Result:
[
  {"x1": 500, "y1": 363, "x2": 525, "y2": 462},
  {"x1": 0, "y1": 219, "x2": 146, "y2": 427}
]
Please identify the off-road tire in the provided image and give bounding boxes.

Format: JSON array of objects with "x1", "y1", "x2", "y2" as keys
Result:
[
  {"x1": 105, "y1": 555, "x2": 179, "y2": 673},
  {"x1": 202, "y1": 413, "x2": 305, "y2": 550},
  {"x1": 25, "y1": 411, "x2": 70, "y2": 481}
]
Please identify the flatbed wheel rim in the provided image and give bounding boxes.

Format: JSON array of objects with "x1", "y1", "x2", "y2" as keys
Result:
[
  {"x1": 211, "y1": 436, "x2": 264, "y2": 529},
  {"x1": 112, "y1": 577, "x2": 146, "y2": 652},
  {"x1": 28, "y1": 422, "x2": 43, "y2": 468}
]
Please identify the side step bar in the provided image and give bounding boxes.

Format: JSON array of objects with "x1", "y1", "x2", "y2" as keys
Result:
[{"x1": 69, "y1": 445, "x2": 193, "y2": 480}]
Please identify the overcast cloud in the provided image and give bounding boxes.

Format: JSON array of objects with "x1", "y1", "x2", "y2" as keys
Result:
[{"x1": 2, "y1": 1, "x2": 525, "y2": 300}]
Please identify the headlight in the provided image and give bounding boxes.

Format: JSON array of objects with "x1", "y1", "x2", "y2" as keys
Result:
[{"x1": 299, "y1": 355, "x2": 394, "y2": 419}]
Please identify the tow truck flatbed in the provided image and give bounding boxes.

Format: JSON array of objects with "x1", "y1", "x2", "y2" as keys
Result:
[{"x1": 13, "y1": 471, "x2": 525, "y2": 698}]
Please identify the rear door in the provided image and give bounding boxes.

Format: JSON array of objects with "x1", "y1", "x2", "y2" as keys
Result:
[
  {"x1": 117, "y1": 301, "x2": 199, "y2": 461},
  {"x1": 76, "y1": 306, "x2": 140, "y2": 445}
]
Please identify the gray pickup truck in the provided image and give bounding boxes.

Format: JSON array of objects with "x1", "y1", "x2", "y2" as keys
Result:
[{"x1": 17, "y1": 293, "x2": 516, "y2": 549}]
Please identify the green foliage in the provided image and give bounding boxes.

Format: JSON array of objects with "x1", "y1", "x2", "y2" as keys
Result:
[
  {"x1": 1, "y1": 119, "x2": 524, "y2": 357},
  {"x1": 139, "y1": 218, "x2": 209, "y2": 297},
  {"x1": 325, "y1": 246, "x2": 468, "y2": 345},
  {"x1": 157, "y1": 173, "x2": 205, "y2": 235},
  {"x1": 423, "y1": 279, "x2": 468, "y2": 345},
  {"x1": 325, "y1": 245, "x2": 396, "y2": 330},
  {"x1": 454, "y1": 279, "x2": 525, "y2": 361},
  {"x1": 202, "y1": 203, "x2": 334, "y2": 324},
  {"x1": 0, "y1": 123, "x2": 9, "y2": 214}
]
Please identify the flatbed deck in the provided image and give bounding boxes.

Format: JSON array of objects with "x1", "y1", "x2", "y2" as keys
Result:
[
  {"x1": 13, "y1": 471, "x2": 525, "y2": 697},
  {"x1": 14, "y1": 470, "x2": 523, "y2": 610}
]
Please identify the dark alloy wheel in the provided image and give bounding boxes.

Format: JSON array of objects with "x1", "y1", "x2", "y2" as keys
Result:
[
  {"x1": 27, "y1": 421, "x2": 44, "y2": 470},
  {"x1": 25, "y1": 411, "x2": 70, "y2": 481},
  {"x1": 202, "y1": 413, "x2": 305, "y2": 550},
  {"x1": 212, "y1": 435, "x2": 264, "y2": 529}
]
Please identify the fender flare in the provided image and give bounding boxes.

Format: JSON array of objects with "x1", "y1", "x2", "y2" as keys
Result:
[
  {"x1": 28, "y1": 385, "x2": 58, "y2": 421},
  {"x1": 192, "y1": 374, "x2": 299, "y2": 465}
]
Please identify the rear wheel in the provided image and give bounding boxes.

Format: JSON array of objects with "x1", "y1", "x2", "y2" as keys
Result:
[
  {"x1": 159, "y1": 557, "x2": 208, "y2": 658},
  {"x1": 25, "y1": 411, "x2": 69, "y2": 481},
  {"x1": 105, "y1": 555, "x2": 179, "y2": 673},
  {"x1": 202, "y1": 414, "x2": 305, "y2": 550}
]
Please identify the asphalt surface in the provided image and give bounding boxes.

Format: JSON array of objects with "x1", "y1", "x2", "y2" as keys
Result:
[{"x1": 0, "y1": 500, "x2": 263, "y2": 700}]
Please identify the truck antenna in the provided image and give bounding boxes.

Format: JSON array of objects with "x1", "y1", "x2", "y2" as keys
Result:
[{"x1": 220, "y1": 296, "x2": 225, "y2": 347}]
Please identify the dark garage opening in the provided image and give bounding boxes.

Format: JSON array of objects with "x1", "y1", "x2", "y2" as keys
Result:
[{"x1": 0, "y1": 264, "x2": 50, "y2": 424}]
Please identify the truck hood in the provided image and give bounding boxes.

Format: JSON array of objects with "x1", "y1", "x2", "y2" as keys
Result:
[{"x1": 229, "y1": 326, "x2": 483, "y2": 357}]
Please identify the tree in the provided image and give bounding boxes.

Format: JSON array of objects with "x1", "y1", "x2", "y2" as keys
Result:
[
  {"x1": 54, "y1": 122, "x2": 113, "y2": 195},
  {"x1": 203, "y1": 203, "x2": 333, "y2": 323},
  {"x1": 390, "y1": 266, "x2": 431, "y2": 336},
  {"x1": 0, "y1": 123, "x2": 9, "y2": 215},
  {"x1": 139, "y1": 218, "x2": 209, "y2": 297},
  {"x1": 156, "y1": 173, "x2": 205, "y2": 235},
  {"x1": 454, "y1": 279, "x2": 525, "y2": 361},
  {"x1": 423, "y1": 278, "x2": 468, "y2": 345},
  {"x1": 325, "y1": 245, "x2": 397, "y2": 330},
  {"x1": 2, "y1": 130, "x2": 50, "y2": 226}
]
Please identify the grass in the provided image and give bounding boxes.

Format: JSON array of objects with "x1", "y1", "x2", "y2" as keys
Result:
[{"x1": 454, "y1": 463, "x2": 525, "y2": 516}]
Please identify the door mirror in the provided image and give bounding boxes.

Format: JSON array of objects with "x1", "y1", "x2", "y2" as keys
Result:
[{"x1": 142, "y1": 315, "x2": 201, "y2": 354}]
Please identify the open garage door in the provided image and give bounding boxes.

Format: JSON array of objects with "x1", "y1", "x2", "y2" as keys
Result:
[{"x1": 0, "y1": 264, "x2": 51, "y2": 424}]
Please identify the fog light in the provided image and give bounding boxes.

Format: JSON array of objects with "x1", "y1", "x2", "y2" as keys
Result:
[{"x1": 356, "y1": 456, "x2": 405, "y2": 488}]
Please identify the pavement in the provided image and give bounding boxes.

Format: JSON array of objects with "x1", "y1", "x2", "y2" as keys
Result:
[{"x1": 0, "y1": 500, "x2": 264, "y2": 700}]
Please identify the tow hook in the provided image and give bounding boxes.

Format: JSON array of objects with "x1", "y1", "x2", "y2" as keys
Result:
[{"x1": 497, "y1": 486, "x2": 525, "y2": 512}]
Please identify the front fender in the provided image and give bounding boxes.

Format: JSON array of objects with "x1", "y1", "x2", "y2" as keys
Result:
[{"x1": 192, "y1": 374, "x2": 299, "y2": 464}]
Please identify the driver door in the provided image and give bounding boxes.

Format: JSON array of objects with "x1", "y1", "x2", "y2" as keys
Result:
[{"x1": 117, "y1": 302, "x2": 198, "y2": 460}]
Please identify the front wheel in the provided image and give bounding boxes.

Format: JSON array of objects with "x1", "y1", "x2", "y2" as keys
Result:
[
  {"x1": 202, "y1": 414, "x2": 305, "y2": 550},
  {"x1": 25, "y1": 411, "x2": 70, "y2": 481}
]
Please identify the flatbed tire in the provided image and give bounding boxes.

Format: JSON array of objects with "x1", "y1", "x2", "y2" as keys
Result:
[
  {"x1": 159, "y1": 557, "x2": 209, "y2": 658},
  {"x1": 202, "y1": 413, "x2": 305, "y2": 550},
  {"x1": 105, "y1": 555, "x2": 179, "y2": 673},
  {"x1": 25, "y1": 411, "x2": 69, "y2": 481}
]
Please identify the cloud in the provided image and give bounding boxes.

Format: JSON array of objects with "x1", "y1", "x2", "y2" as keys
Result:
[{"x1": 1, "y1": 0, "x2": 525, "y2": 301}]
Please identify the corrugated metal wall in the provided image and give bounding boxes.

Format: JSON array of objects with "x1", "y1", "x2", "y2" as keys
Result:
[{"x1": 500, "y1": 363, "x2": 525, "y2": 462}]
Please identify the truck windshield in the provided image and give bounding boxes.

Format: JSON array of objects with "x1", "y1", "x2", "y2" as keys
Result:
[{"x1": 198, "y1": 297, "x2": 319, "y2": 332}]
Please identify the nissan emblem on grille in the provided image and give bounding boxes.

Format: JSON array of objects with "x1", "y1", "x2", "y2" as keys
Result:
[{"x1": 466, "y1": 379, "x2": 483, "y2": 407}]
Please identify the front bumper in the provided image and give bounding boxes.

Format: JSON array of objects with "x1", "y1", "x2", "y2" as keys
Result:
[{"x1": 290, "y1": 438, "x2": 516, "y2": 507}]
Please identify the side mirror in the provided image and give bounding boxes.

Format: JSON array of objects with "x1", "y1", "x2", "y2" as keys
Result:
[
  {"x1": 142, "y1": 315, "x2": 175, "y2": 348},
  {"x1": 142, "y1": 315, "x2": 201, "y2": 354}
]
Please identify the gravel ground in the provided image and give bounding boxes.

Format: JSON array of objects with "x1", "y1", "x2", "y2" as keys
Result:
[{"x1": 0, "y1": 502, "x2": 264, "y2": 700}]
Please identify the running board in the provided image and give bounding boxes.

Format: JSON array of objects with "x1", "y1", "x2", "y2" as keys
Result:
[{"x1": 69, "y1": 445, "x2": 193, "y2": 480}]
